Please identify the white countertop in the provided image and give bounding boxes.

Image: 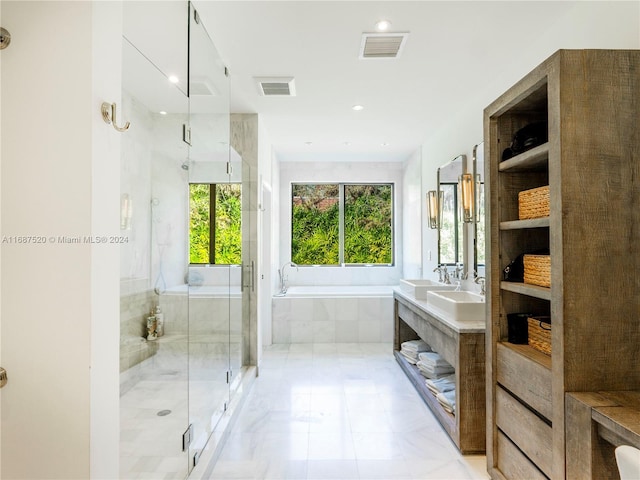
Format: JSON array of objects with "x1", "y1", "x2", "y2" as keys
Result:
[{"x1": 393, "y1": 287, "x2": 487, "y2": 334}]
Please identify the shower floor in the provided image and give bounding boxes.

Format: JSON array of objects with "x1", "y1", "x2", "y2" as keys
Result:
[{"x1": 120, "y1": 337, "x2": 239, "y2": 480}]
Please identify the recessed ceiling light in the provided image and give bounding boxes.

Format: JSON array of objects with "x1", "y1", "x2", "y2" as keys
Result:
[
  {"x1": 159, "y1": 111, "x2": 167, "y2": 115},
  {"x1": 352, "y1": 105, "x2": 364, "y2": 111},
  {"x1": 168, "y1": 75, "x2": 179, "y2": 84},
  {"x1": 375, "y1": 20, "x2": 392, "y2": 31}
]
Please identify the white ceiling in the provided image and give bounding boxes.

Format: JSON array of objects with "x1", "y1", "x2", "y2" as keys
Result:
[{"x1": 192, "y1": 1, "x2": 637, "y2": 162}]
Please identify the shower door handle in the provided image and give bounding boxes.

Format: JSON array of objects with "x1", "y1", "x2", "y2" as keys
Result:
[
  {"x1": 0, "y1": 367, "x2": 7, "y2": 388},
  {"x1": 241, "y1": 262, "x2": 254, "y2": 292}
]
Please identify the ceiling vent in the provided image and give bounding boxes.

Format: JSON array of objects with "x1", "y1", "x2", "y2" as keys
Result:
[
  {"x1": 359, "y1": 32, "x2": 409, "y2": 59},
  {"x1": 255, "y1": 76, "x2": 296, "y2": 96}
]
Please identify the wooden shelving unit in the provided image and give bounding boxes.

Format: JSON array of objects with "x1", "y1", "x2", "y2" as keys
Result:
[{"x1": 485, "y1": 50, "x2": 640, "y2": 479}]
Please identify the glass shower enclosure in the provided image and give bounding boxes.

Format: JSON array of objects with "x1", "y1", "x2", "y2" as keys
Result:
[{"x1": 118, "y1": 2, "x2": 249, "y2": 478}]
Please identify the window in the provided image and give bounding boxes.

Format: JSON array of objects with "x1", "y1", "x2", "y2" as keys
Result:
[
  {"x1": 189, "y1": 183, "x2": 241, "y2": 264},
  {"x1": 291, "y1": 183, "x2": 393, "y2": 266}
]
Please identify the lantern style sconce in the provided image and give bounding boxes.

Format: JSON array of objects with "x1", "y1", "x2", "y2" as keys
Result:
[
  {"x1": 427, "y1": 190, "x2": 443, "y2": 229},
  {"x1": 459, "y1": 173, "x2": 480, "y2": 223}
]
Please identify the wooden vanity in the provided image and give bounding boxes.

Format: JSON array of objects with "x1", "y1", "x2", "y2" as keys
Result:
[{"x1": 393, "y1": 289, "x2": 486, "y2": 454}]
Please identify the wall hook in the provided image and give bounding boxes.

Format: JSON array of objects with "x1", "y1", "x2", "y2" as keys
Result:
[
  {"x1": 101, "y1": 102, "x2": 130, "y2": 132},
  {"x1": 0, "y1": 27, "x2": 11, "y2": 50}
]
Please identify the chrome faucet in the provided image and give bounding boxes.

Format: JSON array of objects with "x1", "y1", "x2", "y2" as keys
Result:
[
  {"x1": 442, "y1": 265, "x2": 451, "y2": 285},
  {"x1": 474, "y1": 274, "x2": 486, "y2": 295},
  {"x1": 453, "y1": 263, "x2": 467, "y2": 281},
  {"x1": 278, "y1": 261, "x2": 298, "y2": 295},
  {"x1": 433, "y1": 265, "x2": 443, "y2": 283}
]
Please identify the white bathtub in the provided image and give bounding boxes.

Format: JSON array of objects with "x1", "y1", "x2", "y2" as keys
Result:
[
  {"x1": 159, "y1": 284, "x2": 243, "y2": 338},
  {"x1": 279, "y1": 285, "x2": 394, "y2": 298},
  {"x1": 271, "y1": 285, "x2": 396, "y2": 343},
  {"x1": 162, "y1": 284, "x2": 242, "y2": 298}
]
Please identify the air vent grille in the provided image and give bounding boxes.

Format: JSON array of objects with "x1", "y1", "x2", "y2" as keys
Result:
[
  {"x1": 255, "y1": 76, "x2": 296, "y2": 96},
  {"x1": 359, "y1": 33, "x2": 409, "y2": 59}
]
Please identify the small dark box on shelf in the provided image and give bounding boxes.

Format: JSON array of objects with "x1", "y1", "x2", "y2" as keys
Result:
[{"x1": 507, "y1": 313, "x2": 531, "y2": 344}]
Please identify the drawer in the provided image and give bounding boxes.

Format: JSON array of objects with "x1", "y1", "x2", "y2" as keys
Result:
[
  {"x1": 496, "y1": 387, "x2": 553, "y2": 477},
  {"x1": 496, "y1": 342, "x2": 552, "y2": 420},
  {"x1": 497, "y1": 431, "x2": 548, "y2": 480}
]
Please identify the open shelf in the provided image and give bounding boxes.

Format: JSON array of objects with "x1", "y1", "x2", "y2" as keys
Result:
[
  {"x1": 498, "y1": 143, "x2": 549, "y2": 172},
  {"x1": 500, "y1": 281, "x2": 551, "y2": 301},
  {"x1": 500, "y1": 217, "x2": 550, "y2": 230},
  {"x1": 394, "y1": 351, "x2": 456, "y2": 434}
]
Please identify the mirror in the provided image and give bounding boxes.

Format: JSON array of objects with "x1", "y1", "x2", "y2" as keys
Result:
[
  {"x1": 437, "y1": 155, "x2": 465, "y2": 268},
  {"x1": 473, "y1": 143, "x2": 485, "y2": 275}
]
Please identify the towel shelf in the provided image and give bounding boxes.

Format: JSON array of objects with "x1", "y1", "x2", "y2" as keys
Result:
[{"x1": 393, "y1": 291, "x2": 486, "y2": 454}]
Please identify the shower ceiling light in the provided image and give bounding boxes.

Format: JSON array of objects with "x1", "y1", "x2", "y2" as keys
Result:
[
  {"x1": 352, "y1": 104, "x2": 364, "y2": 111},
  {"x1": 375, "y1": 20, "x2": 392, "y2": 31},
  {"x1": 168, "y1": 75, "x2": 179, "y2": 84}
]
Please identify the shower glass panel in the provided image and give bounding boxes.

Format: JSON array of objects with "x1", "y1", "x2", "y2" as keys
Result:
[
  {"x1": 119, "y1": 2, "x2": 190, "y2": 479},
  {"x1": 186, "y1": 2, "x2": 233, "y2": 469}
]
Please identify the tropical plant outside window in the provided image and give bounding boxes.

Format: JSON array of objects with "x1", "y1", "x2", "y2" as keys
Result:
[
  {"x1": 189, "y1": 183, "x2": 241, "y2": 264},
  {"x1": 291, "y1": 183, "x2": 393, "y2": 266},
  {"x1": 439, "y1": 183, "x2": 463, "y2": 265}
]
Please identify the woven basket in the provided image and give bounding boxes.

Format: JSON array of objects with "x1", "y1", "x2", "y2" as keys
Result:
[
  {"x1": 528, "y1": 316, "x2": 551, "y2": 355},
  {"x1": 518, "y1": 185, "x2": 550, "y2": 220},
  {"x1": 523, "y1": 254, "x2": 551, "y2": 287}
]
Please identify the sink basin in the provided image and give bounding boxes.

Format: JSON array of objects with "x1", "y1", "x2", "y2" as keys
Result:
[
  {"x1": 426, "y1": 290, "x2": 486, "y2": 321},
  {"x1": 399, "y1": 279, "x2": 456, "y2": 299}
]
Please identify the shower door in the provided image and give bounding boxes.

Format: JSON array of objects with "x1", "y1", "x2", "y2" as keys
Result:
[
  {"x1": 186, "y1": 2, "x2": 234, "y2": 470},
  {"x1": 119, "y1": 2, "x2": 191, "y2": 479}
]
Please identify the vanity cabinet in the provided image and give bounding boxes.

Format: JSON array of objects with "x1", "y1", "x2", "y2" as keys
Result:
[
  {"x1": 393, "y1": 290, "x2": 486, "y2": 454},
  {"x1": 485, "y1": 50, "x2": 640, "y2": 479}
]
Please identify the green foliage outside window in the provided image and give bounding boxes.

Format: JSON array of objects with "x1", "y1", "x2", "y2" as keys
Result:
[
  {"x1": 189, "y1": 183, "x2": 241, "y2": 264},
  {"x1": 344, "y1": 185, "x2": 392, "y2": 264},
  {"x1": 292, "y1": 184, "x2": 340, "y2": 265},
  {"x1": 291, "y1": 183, "x2": 393, "y2": 265}
]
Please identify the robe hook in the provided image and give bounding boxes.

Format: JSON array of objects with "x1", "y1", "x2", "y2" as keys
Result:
[{"x1": 101, "y1": 102, "x2": 130, "y2": 132}]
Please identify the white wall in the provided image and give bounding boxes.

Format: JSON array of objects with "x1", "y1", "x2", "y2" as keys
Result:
[
  {"x1": 1, "y1": 2, "x2": 120, "y2": 478},
  {"x1": 402, "y1": 150, "x2": 422, "y2": 279},
  {"x1": 420, "y1": 1, "x2": 640, "y2": 287},
  {"x1": 278, "y1": 161, "x2": 404, "y2": 286}
]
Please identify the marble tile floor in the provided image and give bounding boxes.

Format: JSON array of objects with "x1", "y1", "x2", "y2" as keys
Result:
[{"x1": 201, "y1": 343, "x2": 490, "y2": 480}]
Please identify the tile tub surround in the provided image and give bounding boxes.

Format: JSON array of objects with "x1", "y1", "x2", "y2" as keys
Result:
[
  {"x1": 120, "y1": 289, "x2": 158, "y2": 373},
  {"x1": 203, "y1": 343, "x2": 489, "y2": 480},
  {"x1": 272, "y1": 286, "x2": 395, "y2": 344}
]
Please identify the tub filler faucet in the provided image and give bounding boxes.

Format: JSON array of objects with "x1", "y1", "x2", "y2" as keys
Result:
[{"x1": 278, "y1": 261, "x2": 298, "y2": 295}]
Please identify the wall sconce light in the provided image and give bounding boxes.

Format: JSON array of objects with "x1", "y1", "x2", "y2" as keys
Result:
[
  {"x1": 120, "y1": 193, "x2": 132, "y2": 230},
  {"x1": 427, "y1": 190, "x2": 443, "y2": 229},
  {"x1": 459, "y1": 173, "x2": 480, "y2": 223}
]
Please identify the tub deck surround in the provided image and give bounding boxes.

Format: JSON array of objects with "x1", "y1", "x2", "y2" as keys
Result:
[
  {"x1": 271, "y1": 285, "x2": 395, "y2": 344},
  {"x1": 393, "y1": 288, "x2": 486, "y2": 454}
]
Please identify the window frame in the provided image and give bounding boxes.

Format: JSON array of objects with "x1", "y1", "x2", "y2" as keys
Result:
[
  {"x1": 189, "y1": 182, "x2": 242, "y2": 266},
  {"x1": 291, "y1": 182, "x2": 395, "y2": 267}
]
